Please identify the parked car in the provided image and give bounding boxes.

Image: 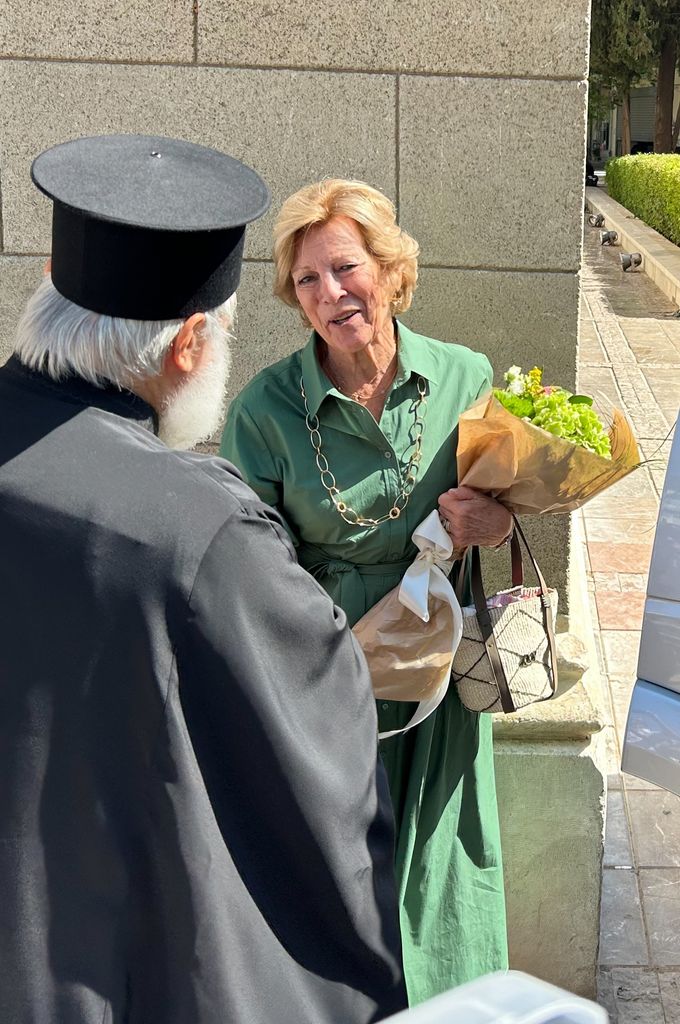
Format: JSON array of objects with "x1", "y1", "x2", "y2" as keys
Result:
[{"x1": 622, "y1": 418, "x2": 680, "y2": 792}]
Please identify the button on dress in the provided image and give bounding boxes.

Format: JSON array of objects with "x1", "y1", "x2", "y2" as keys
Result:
[{"x1": 221, "y1": 321, "x2": 508, "y2": 1004}]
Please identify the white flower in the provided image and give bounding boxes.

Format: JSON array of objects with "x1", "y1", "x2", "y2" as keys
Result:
[
  {"x1": 505, "y1": 364, "x2": 523, "y2": 382},
  {"x1": 507, "y1": 379, "x2": 525, "y2": 396}
]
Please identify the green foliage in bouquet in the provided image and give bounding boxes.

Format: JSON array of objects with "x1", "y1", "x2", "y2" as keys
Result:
[{"x1": 493, "y1": 366, "x2": 612, "y2": 459}]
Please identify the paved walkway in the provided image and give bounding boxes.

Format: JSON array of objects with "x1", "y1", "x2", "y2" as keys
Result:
[{"x1": 578, "y1": 225, "x2": 680, "y2": 1022}]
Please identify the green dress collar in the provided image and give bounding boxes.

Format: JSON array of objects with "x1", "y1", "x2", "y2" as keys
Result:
[{"x1": 300, "y1": 320, "x2": 441, "y2": 417}]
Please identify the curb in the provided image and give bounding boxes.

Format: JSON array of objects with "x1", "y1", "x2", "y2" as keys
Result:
[{"x1": 585, "y1": 186, "x2": 680, "y2": 310}]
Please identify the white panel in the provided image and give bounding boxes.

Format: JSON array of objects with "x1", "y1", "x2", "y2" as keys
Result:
[
  {"x1": 646, "y1": 422, "x2": 680, "y2": 604},
  {"x1": 637, "y1": 598, "x2": 680, "y2": 692},
  {"x1": 622, "y1": 680, "x2": 680, "y2": 795}
]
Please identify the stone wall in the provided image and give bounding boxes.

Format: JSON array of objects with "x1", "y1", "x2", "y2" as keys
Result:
[{"x1": 0, "y1": 2, "x2": 590, "y2": 590}]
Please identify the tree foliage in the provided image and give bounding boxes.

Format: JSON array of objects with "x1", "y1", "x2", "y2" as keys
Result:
[
  {"x1": 589, "y1": 0, "x2": 680, "y2": 153},
  {"x1": 590, "y1": 0, "x2": 656, "y2": 102}
]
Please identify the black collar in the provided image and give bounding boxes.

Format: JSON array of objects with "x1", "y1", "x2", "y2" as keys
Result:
[{"x1": 2, "y1": 355, "x2": 159, "y2": 434}]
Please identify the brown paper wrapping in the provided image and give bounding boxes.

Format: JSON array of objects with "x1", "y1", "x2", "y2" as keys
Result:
[
  {"x1": 352, "y1": 590, "x2": 456, "y2": 703},
  {"x1": 456, "y1": 393, "x2": 641, "y2": 514},
  {"x1": 353, "y1": 392, "x2": 641, "y2": 718}
]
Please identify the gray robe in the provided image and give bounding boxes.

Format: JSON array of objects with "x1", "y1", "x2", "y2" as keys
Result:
[{"x1": 0, "y1": 356, "x2": 406, "y2": 1024}]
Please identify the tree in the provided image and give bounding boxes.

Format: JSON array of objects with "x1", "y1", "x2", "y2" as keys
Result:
[
  {"x1": 589, "y1": 0, "x2": 657, "y2": 154},
  {"x1": 646, "y1": 0, "x2": 680, "y2": 152}
]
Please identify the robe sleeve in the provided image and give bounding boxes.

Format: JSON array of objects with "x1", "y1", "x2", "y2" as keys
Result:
[{"x1": 173, "y1": 501, "x2": 406, "y2": 1011}]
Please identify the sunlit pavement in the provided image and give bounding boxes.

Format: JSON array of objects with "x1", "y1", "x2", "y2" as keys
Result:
[{"x1": 580, "y1": 223, "x2": 680, "y2": 1021}]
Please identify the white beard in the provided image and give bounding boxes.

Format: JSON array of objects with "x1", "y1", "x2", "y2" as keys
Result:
[{"x1": 157, "y1": 337, "x2": 232, "y2": 451}]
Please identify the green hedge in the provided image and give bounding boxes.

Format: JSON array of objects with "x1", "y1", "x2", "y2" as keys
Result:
[{"x1": 606, "y1": 154, "x2": 680, "y2": 246}]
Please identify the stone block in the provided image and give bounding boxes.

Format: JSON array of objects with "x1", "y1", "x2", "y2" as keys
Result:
[
  {"x1": 598, "y1": 968, "x2": 665, "y2": 1024},
  {"x1": 659, "y1": 972, "x2": 680, "y2": 1023},
  {"x1": 599, "y1": 869, "x2": 648, "y2": 967},
  {"x1": 494, "y1": 735, "x2": 606, "y2": 996},
  {"x1": 0, "y1": 1, "x2": 194, "y2": 62},
  {"x1": 0, "y1": 257, "x2": 43, "y2": 364},
  {"x1": 228, "y1": 261, "x2": 307, "y2": 403},
  {"x1": 603, "y1": 790, "x2": 634, "y2": 868},
  {"x1": 639, "y1": 869, "x2": 680, "y2": 966},
  {"x1": 198, "y1": 0, "x2": 589, "y2": 79},
  {"x1": 404, "y1": 268, "x2": 580, "y2": 388},
  {"x1": 0, "y1": 61, "x2": 396, "y2": 259},
  {"x1": 399, "y1": 76, "x2": 587, "y2": 271},
  {"x1": 405, "y1": 267, "x2": 578, "y2": 603},
  {"x1": 628, "y1": 790, "x2": 680, "y2": 868}
]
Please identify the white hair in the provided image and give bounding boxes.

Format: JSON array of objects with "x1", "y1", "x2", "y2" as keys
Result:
[{"x1": 14, "y1": 276, "x2": 237, "y2": 390}]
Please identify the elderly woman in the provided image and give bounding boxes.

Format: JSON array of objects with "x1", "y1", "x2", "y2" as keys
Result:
[{"x1": 221, "y1": 179, "x2": 511, "y2": 1004}]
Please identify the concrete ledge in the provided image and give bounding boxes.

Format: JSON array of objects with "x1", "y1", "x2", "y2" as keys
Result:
[
  {"x1": 495, "y1": 733, "x2": 606, "y2": 998},
  {"x1": 585, "y1": 187, "x2": 680, "y2": 309},
  {"x1": 492, "y1": 514, "x2": 606, "y2": 997}
]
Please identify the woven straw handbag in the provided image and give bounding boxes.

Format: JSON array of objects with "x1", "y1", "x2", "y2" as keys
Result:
[{"x1": 452, "y1": 517, "x2": 558, "y2": 714}]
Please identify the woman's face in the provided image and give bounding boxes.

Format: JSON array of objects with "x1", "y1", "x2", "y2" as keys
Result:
[{"x1": 291, "y1": 216, "x2": 394, "y2": 355}]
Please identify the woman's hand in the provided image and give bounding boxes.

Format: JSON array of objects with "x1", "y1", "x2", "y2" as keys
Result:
[{"x1": 438, "y1": 486, "x2": 512, "y2": 550}]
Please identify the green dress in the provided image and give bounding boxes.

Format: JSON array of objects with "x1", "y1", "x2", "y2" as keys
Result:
[{"x1": 221, "y1": 321, "x2": 508, "y2": 1005}]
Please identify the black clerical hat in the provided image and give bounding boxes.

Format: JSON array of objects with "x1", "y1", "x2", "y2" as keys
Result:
[{"x1": 31, "y1": 134, "x2": 270, "y2": 320}]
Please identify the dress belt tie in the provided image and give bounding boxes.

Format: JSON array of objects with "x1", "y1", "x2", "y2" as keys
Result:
[{"x1": 297, "y1": 543, "x2": 413, "y2": 581}]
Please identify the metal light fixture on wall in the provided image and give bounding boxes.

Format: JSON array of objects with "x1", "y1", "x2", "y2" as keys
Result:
[
  {"x1": 600, "y1": 230, "x2": 618, "y2": 245},
  {"x1": 588, "y1": 213, "x2": 605, "y2": 227},
  {"x1": 620, "y1": 252, "x2": 642, "y2": 272}
]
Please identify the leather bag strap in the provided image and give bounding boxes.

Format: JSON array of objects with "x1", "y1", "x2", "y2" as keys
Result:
[
  {"x1": 462, "y1": 516, "x2": 559, "y2": 712},
  {"x1": 469, "y1": 544, "x2": 517, "y2": 712}
]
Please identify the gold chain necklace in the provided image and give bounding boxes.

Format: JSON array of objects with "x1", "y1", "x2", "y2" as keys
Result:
[{"x1": 300, "y1": 375, "x2": 428, "y2": 527}]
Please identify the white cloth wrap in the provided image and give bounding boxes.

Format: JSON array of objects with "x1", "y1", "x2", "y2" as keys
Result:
[{"x1": 378, "y1": 509, "x2": 464, "y2": 740}]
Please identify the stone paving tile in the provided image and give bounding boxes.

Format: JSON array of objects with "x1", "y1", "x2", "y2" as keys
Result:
[
  {"x1": 583, "y1": 225, "x2": 680, "y2": 1012},
  {"x1": 618, "y1": 574, "x2": 649, "y2": 593},
  {"x1": 584, "y1": 494, "x2": 660, "y2": 520},
  {"x1": 597, "y1": 971, "x2": 618, "y2": 1021},
  {"x1": 657, "y1": 971, "x2": 680, "y2": 1022},
  {"x1": 579, "y1": 334, "x2": 611, "y2": 366},
  {"x1": 625, "y1": 337, "x2": 680, "y2": 365},
  {"x1": 598, "y1": 968, "x2": 665, "y2": 1024},
  {"x1": 651, "y1": 467, "x2": 669, "y2": 499},
  {"x1": 624, "y1": 772, "x2": 660, "y2": 792},
  {"x1": 594, "y1": 571, "x2": 623, "y2": 591},
  {"x1": 595, "y1": 591, "x2": 646, "y2": 631},
  {"x1": 580, "y1": 320, "x2": 602, "y2": 343},
  {"x1": 640, "y1": 371, "x2": 680, "y2": 423},
  {"x1": 639, "y1": 869, "x2": 680, "y2": 966},
  {"x1": 586, "y1": 517, "x2": 658, "y2": 542},
  {"x1": 599, "y1": 868, "x2": 649, "y2": 966},
  {"x1": 605, "y1": 790, "x2": 635, "y2": 868},
  {"x1": 579, "y1": 364, "x2": 623, "y2": 404},
  {"x1": 661, "y1": 328, "x2": 680, "y2": 358},
  {"x1": 660, "y1": 319, "x2": 680, "y2": 339},
  {"x1": 601, "y1": 633, "x2": 641, "y2": 680},
  {"x1": 628, "y1": 791, "x2": 680, "y2": 868},
  {"x1": 638, "y1": 437, "x2": 674, "y2": 462},
  {"x1": 588, "y1": 542, "x2": 653, "y2": 574},
  {"x1": 620, "y1": 320, "x2": 676, "y2": 342},
  {"x1": 609, "y1": 677, "x2": 635, "y2": 741}
]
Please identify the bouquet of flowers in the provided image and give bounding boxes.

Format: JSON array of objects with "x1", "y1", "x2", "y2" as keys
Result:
[
  {"x1": 457, "y1": 365, "x2": 640, "y2": 514},
  {"x1": 353, "y1": 366, "x2": 641, "y2": 735}
]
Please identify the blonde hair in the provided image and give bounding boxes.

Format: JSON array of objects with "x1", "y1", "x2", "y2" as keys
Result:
[{"x1": 273, "y1": 179, "x2": 419, "y2": 319}]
